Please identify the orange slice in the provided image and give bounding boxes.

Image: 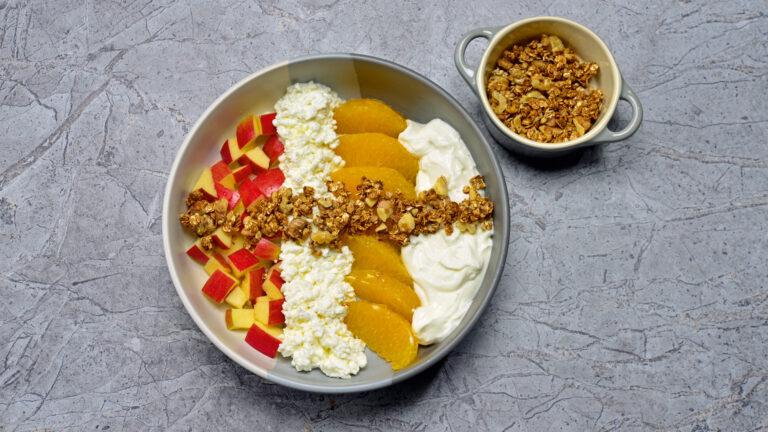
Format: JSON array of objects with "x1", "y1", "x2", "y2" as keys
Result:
[
  {"x1": 346, "y1": 269, "x2": 420, "y2": 321},
  {"x1": 345, "y1": 300, "x2": 418, "y2": 370},
  {"x1": 330, "y1": 167, "x2": 416, "y2": 200},
  {"x1": 334, "y1": 99, "x2": 407, "y2": 138},
  {"x1": 346, "y1": 235, "x2": 412, "y2": 285},
  {"x1": 335, "y1": 133, "x2": 419, "y2": 183}
]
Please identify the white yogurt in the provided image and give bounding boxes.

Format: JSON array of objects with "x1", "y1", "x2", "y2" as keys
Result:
[{"x1": 399, "y1": 119, "x2": 493, "y2": 345}]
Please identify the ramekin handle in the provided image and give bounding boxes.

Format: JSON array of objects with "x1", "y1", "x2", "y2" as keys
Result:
[
  {"x1": 593, "y1": 77, "x2": 643, "y2": 143},
  {"x1": 454, "y1": 27, "x2": 498, "y2": 94}
]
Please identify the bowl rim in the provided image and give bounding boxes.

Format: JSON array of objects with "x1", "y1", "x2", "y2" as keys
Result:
[
  {"x1": 476, "y1": 16, "x2": 621, "y2": 150},
  {"x1": 162, "y1": 53, "x2": 510, "y2": 393}
]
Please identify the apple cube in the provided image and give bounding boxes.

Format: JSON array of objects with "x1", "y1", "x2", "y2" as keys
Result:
[
  {"x1": 254, "y1": 296, "x2": 285, "y2": 326},
  {"x1": 209, "y1": 227, "x2": 232, "y2": 249},
  {"x1": 225, "y1": 286, "x2": 249, "y2": 309},
  {"x1": 238, "y1": 146, "x2": 270, "y2": 171},
  {"x1": 202, "y1": 270, "x2": 238, "y2": 303},
  {"x1": 263, "y1": 265, "x2": 284, "y2": 300},
  {"x1": 225, "y1": 308, "x2": 255, "y2": 330},
  {"x1": 231, "y1": 164, "x2": 252, "y2": 184},
  {"x1": 252, "y1": 238, "x2": 280, "y2": 261},
  {"x1": 185, "y1": 239, "x2": 211, "y2": 265},
  {"x1": 239, "y1": 178, "x2": 264, "y2": 208},
  {"x1": 236, "y1": 114, "x2": 260, "y2": 148},
  {"x1": 242, "y1": 267, "x2": 265, "y2": 301},
  {"x1": 254, "y1": 168, "x2": 285, "y2": 197},
  {"x1": 215, "y1": 184, "x2": 241, "y2": 210},
  {"x1": 203, "y1": 252, "x2": 231, "y2": 275},
  {"x1": 260, "y1": 112, "x2": 277, "y2": 135},
  {"x1": 245, "y1": 322, "x2": 283, "y2": 358},
  {"x1": 192, "y1": 168, "x2": 217, "y2": 201},
  {"x1": 263, "y1": 135, "x2": 284, "y2": 163},
  {"x1": 226, "y1": 248, "x2": 260, "y2": 277},
  {"x1": 220, "y1": 136, "x2": 245, "y2": 164},
  {"x1": 211, "y1": 160, "x2": 231, "y2": 183}
]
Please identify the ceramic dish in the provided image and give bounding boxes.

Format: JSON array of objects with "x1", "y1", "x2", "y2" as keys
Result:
[
  {"x1": 455, "y1": 16, "x2": 643, "y2": 156},
  {"x1": 162, "y1": 54, "x2": 510, "y2": 393}
]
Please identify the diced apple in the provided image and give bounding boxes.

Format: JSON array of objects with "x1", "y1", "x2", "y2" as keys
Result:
[
  {"x1": 239, "y1": 178, "x2": 264, "y2": 208},
  {"x1": 236, "y1": 114, "x2": 260, "y2": 148},
  {"x1": 225, "y1": 286, "x2": 249, "y2": 309},
  {"x1": 226, "y1": 248, "x2": 260, "y2": 277},
  {"x1": 244, "y1": 322, "x2": 283, "y2": 358},
  {"x1": 263, "y1": 135, "x2": 284, "y2": 163},
  {"x1": 218, "y1": 173, "x2": 236, "y2": 190},
  {"x1": 215, "y1": 184, "x2": 240, "y2": 210},
  {"x1": 242, "y1": 267, "x2": 265, "y2": 301},
  {"x1": 211, "y1": 160, "x2": 231, "y2": 183},
  {"x1": 231, "y1": 164, "x2": 252, "y2": 184},
  {"x1": 260, "y1": 112, "x2": 277, "y2": 135},
  {"x1": 192, "y1": 168, "x2": 217, "y2": 201},
  {"x1": 225, "y1": 308, "x2": 255, "y2": 330},
  {"x1": 238, "y1": 146, "x2": 270, "y2": 171},
  {"x1": 202, "y1": 270, "x2": 238, "y2": 303},
  {"x1": 263, "y1": 265, "x2": 284, "y2": 300},
  {"x1": 254, "y1": 168, "x2": 285, "y2": 197},
  {"x1": 220, "y1": 136, "x2": 245, "y2": 164},
  {"x1": 209, "y1": 227, "x2": 232, "y2": 249},
  {"x1": 203, "y1": 252, "x2": 231, "y2": 275},
  {"x1": 185, "y1": 239, "x2": 211, "y2": 265},
  {"x1": 254, "y1": 296, "x2": 284, "y2": 326},
  {"x1": 252, "y1": 238, "x2": 280, "y2": 261}
]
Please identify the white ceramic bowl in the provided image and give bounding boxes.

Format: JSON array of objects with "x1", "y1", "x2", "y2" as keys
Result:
[{"x1": 162, "y1": 54, "x2": 510, "y2": 393}]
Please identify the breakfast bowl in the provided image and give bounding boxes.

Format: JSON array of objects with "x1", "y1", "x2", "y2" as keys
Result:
[
  {"x1": 455, "y1": 16, "x2": 643, "y2": 157},
  {"x1": 162, "y1": 54, "x2": 510, "y2": 393}
]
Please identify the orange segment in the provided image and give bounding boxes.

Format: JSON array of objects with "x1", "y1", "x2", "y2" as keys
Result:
[
  {"x1": 330, "y1": 167, "x2": 416, "y2": 199},
  {"x1": 334, "y1": 99, "x2": 407, "y2": 138},
  {"x1": 346, "y1": 235, "x2": 412, "y2": 285},
  {"x1": 335, "y1": 133, "x2": 419, "y2": 183},
  {"x1": 345, "y1": 300, "x2": 418, "y2": 370},
  {"x1": 346, "y1": 269, "x2": 420, "y2": 321}
]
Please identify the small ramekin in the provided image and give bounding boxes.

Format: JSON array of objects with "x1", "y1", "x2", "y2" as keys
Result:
[{"x1": 455, "y1": 16, "x2": 643, "y2": 156}]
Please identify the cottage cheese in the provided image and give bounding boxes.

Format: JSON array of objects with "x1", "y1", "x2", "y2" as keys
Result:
[
  {"x1": 274, "y1": 82, "x2": 344, "y2": 195},
  {"x1": 399, "y1": 119, "x2": 493, "y2": 345},
  {"x1": 278, "y1": 242, "x2": 366, "y2": 378},
  {"x1": 273, "y1": 83, "x2": 367, "y2": 378}
]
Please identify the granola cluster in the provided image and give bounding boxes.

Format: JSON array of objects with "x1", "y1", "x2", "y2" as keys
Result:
[
  {"x1": 486, "y1": 34, "x2": 603, "y2": 143},
  {"x1": 179, "y1": 191, "x2": 228, "y2": 237},
  {"x1": 179, "y1": 177, "x2": 495, "y2": 252}
]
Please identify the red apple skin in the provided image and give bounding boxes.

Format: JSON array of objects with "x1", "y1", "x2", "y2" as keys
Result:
[
  {"x1": 263, "y1": 135, "x2": 284, "y2": 163},
  {"x1": 260, "y1": 112, "x2": 277, "y2": 135},
  {"x1": 237, "y1": 146, "x2": 270, "y2": 171},
  {"x1": 239, "y1": 178, "x2": 264, "y2": 207},
  {"x1": 245, "y1": 324, "x2": 281, "y2": 358},
  {"x1": 210, "y1": 228, "x2": 232, "y2": 249},
  {"x1": 220, "y1": 138, "x2": 241, "y2": 164},
  {"x1": 245, "y1": 267, "x2": 266, "y2": 300},
  {"x1": 202, "y1": 270, "x2": 237, "y2": 303},
  {"x1": 252, "y1": 238, "x2": 280, "y2": 261},
  {"x1": 257, "y1": 298, "x2": 284, "y2": 325},
  {"x1": 267, "y1": 267, "x2": 284, "y2": 289},
  {"x1": 227, "y1": 248, "x2": 260, "y2": 273},
  {"x1": 254, "y1": 168, "x2": 285, "y2": 197},
  {"x1": 236, "y1": 115, "x2": 258, "y2": 148},
  {"x1": 231, "y1": 164, "x2": 252, "y2": 184},
  {"x1": 185, "y1": 243, "x2": 210, "y2": 265},
  {"x1": 211, "y1": 160, "x2": 231, "y2": 182}
]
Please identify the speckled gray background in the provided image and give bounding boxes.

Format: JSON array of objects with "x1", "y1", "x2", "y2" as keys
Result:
[{"x1": 1, "y1": 0, "x2": 767, "y2": 430}]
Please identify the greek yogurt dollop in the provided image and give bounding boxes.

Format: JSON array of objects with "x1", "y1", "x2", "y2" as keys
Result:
[{"x1": 399, "y1": 119, "x2": 493, "y2": 345}]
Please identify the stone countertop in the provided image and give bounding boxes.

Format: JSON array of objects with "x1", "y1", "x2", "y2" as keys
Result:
[{"x1": 1, "y1": 1, "x2": 766, "y2": 430}]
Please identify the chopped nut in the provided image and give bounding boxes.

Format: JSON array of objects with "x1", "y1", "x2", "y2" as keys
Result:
[
  {"x1": 376, "y1": 200, "x2": 393, "y2": 221},
  {"x1": 375, "y1": 223, "x2": 388, "y2": 232},
  {"x1": 397, "y1": 213, "x2": 415, "y2": 233},
  {"x1": 310, "y1": 230, "x2": 334, "y2": 245},
  {"x1": 434, "y1": 176, "x2": 448, "y2": 196},
  {"x1": 364, "y1": 197, "x2": 377, "y2": 207}
]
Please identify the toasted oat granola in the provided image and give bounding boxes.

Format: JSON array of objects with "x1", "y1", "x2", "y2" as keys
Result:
[
  {"x1": 180, "y1": 176, "x2": 495, "y2": 251},
  {"x1": 487, "y1": 34, "x2": 602, "y2": 143}
]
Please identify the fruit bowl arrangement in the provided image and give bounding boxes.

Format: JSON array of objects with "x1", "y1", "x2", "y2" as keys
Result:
[{"x1": 162, "y1": 54, "x2": 509, "y2": 393}]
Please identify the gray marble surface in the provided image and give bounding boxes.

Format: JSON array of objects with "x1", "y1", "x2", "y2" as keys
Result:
[{"x1": 1, "y1": 0, "x2": 767, "y2": 430}]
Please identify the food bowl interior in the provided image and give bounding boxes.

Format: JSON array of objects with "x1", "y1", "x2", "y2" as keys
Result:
[
  {"x1": 164, "y1": 55, "x2": 509, "y2": 392},
  {"x1": 480, "y1": 18, "x2": 620, "y2": 147}
]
